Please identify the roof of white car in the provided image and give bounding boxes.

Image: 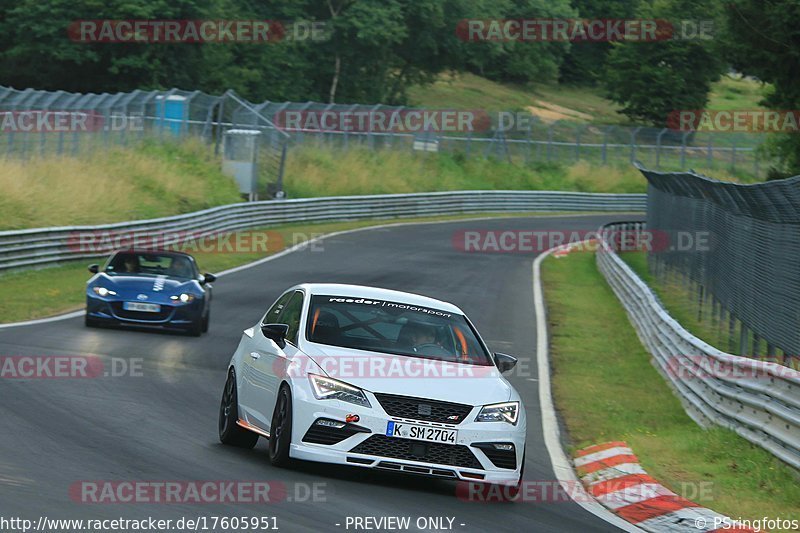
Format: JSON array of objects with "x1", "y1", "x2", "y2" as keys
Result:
[{"x1": 299, "y1": 283, "x2": 463, "y2": 314}]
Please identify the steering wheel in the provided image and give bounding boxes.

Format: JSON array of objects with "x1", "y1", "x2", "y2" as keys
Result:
[{"x1": 413, "y1": 343, "x2": 451, "y2": 357}]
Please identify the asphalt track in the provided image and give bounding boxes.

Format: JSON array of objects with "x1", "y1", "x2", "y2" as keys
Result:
[{"x1": 0, "y1": 214, "x2": 637, "y2": 533}]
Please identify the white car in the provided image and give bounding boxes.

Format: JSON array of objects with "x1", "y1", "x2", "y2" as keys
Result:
[{"x1": 218, "y1": 284, "x2": 526, "y2": 490}]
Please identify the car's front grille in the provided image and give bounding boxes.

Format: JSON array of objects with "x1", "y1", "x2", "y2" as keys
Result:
[
  {"x1": 473, "y1": 443, "x2": 517, "y2": 469},
  {"x1": 110, "y1": 302, "x2": 173, "y2": 322},
  {"x1": 374, "y1": 393, "x2": 473, "y2": 424},
  {"x1": 302, "y1": 419, "x2": 370, "y2": 445},
  {"x1": 350, "y1": 435, "x2": 482, "y2": 469}
]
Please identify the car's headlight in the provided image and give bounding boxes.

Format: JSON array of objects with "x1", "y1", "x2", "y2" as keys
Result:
[
  {"x1": 92, "y1": 286, "x2": 116, "y2": 297},
  {"x1": 475, "y1": 401, "x2": 519, "y2": 425},
  {"x1": 309, "y1": 374, "x2": 371, "y2": 408},
  {"x1": 170, "y1": 293, "x2": 195, "y2": 303}
]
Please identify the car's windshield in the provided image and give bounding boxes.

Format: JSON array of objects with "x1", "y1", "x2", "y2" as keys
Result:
[
  {"x1": 305, "y1": 295, "x2": 492, "y2": 365},
  {"x1": 106, "y1": 252, "x2": 197, "y2": 279}
]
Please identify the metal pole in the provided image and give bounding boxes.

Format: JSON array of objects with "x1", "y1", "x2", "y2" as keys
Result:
[{"x1": 739, "y1": 324, "x2": 749, "y2": 357}]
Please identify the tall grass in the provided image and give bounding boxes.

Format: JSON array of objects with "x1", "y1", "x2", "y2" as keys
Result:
[
  {"x1": 0, "y1": 138, "x2": 241, "y2": 230},
  {"x1": 284, "y1": 145, "x2": 755, "y2": 198}
]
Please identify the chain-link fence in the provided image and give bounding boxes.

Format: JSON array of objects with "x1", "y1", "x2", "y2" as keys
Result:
[
  {"x1": 0, "y1": 86, "x2": 290, "y2": 197},
  {"x1": 639, "y1": 163, "x2": 800, "y2": 367},
  {"x1": 1, "y1": 85, "x2": 771, "y2": 184},
  {"x1": 269, "y1": 102, "x2": 766, "y2": 177}
]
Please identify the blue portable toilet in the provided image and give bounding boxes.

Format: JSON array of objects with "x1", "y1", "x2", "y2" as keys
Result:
[{"x1": 155, "y1": 95, "x2": 187, "y2": 136}]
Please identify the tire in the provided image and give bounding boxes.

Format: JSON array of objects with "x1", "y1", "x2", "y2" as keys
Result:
[
  {"x1": 218, "y1": 370, "x2": 259, "y2": 448},
  {"x1": 188, "y1": 317, "x2": 203, "y2": 337},
  {"x1": 85, "y1": 314, "x2": 100, "y2": 328},
  {"x1": 201, "y1": 309, "x2": 210, "y2": 333},
  {"x1": 268, "y1": 384, "x2": 293, "y2": 467}
]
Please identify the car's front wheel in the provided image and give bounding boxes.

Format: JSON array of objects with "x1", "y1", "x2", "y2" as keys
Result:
[
  {"x1": 201, "y1": 309, "x2": 210, "y2": 333},
  {"x1": 268, "y1": 384, "x2": 293, "y2": 467},
  {"x1": 218, "y1": 370, "x2": 259, "y2": 448},
  {"x1": 187, "y1": 317, "x2": 203, "y2": 337}
]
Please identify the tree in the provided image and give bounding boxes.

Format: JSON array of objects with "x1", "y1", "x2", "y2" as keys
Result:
[
  {"x1": 722, "y1": 0, "x2": 800, "y2": 176},
  {"x1": 603, "y1": 0, "x2": 724, "y2": 126},
  {"x1": 558, "y1": 0, "x2": 642, "y2": 86}
]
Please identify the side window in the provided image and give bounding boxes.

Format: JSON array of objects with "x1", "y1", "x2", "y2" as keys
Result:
[
  {"x1": 277, "y1": 291, "x2": 305, "y2": 345},
  {"x1": 263, "y1": 291, "x2": 294, "y2": 325}
]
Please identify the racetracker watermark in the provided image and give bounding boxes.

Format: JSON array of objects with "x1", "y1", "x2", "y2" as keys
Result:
[
  {"x1": 456, "y1": 19, "x2": 713, "y2": 42},
  {"x1": 664, "y1": 355, "x2": 800, "y2": 382},
  {"x1": 452, "y1": 229, "x2": 712, "y2": 254},
  {"x1": 274, "y1": 353, "x2": 534, "y2": 380},
  {"x1": 69, "y1": 480, "x2": 327, "y2": 504},
  {"x1": 0, "y1": 356, "x2": 142, "y2": 379},
  {"x1": 274, "y1": 109, "x2": 491, "y2": 133},
  {"x1": 668, "y1": 109, "x2": 800, "y2": 133},
  {"x1": 68, "y1": 20, "x2": 329, "y2": 43},
  {"x1": 0, "y1": 110, "x2": 142, "y2": 133},
  {"x1": 456, "y1": 480, "x2": 714, "y2": 503},
  {"x1": 67, "y1": 230, "x2": 325, "y2": 254}
]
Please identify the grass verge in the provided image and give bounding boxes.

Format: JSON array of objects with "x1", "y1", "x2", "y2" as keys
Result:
[
  {"x1": 542, "y1": 250, "x2": 799, "y2": 524},
  {"x1": 0, "y1": 138, "x2": 241, "y2": 230},
  {"x1": 0, "y1": 211, "x2": 588, "y2": 324}
]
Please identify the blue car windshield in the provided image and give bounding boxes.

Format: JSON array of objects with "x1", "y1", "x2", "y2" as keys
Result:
[{"x1": 106, "y1": 252, "x2": 197, "y2": 279}]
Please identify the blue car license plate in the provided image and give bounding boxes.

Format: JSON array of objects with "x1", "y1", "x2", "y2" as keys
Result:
[{"x1": 123, "y1": 301, "x2": 161, "y2": 313}]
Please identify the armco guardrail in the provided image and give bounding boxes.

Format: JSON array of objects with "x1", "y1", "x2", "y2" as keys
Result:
[
  {"x1": 0, "y1": 191, "x2": 645, "y2": 272},
  {"x1": 597, "y1": 221, "x2": 800, "y2": 470}
]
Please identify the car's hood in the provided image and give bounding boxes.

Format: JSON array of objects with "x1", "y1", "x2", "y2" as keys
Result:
[
  {"x1": 297, "y1": 342, "x2": 512, "y2": 406},
  {"x1": 100, "y1": 274, "x2": 198, "y2": 300}
]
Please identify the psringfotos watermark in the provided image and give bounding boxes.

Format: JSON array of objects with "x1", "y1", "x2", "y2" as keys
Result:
[
  {"x1": 668, "y1": 109, "x2": 800, "y2": 133},
  {"x1": 706, "y1": 516, "x2": 798, "y2": 532},
  {"x1": 0, "y1": 110, "x2": 142, "y2": 133},
  {"x1": 68, "y1": 19, "x2": 330, "y2": 43},
  {"x1": 69, "y1": 480, "x2": 327, "y2": 504},
  {"x1": 456, "y1": 18, "x2": 714, "y2": 42},
  {"x1": 0, "y1": 356, "x2": 143, "y2": 379},
  {"x1": 67, "y1": 230, "x2": 326, "y2": 255}
]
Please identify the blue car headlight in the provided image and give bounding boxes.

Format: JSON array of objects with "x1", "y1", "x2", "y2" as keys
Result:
[
  {"x1": 91, "y1": 286, "x2": 116, "y2": 297},
  {"x1": 170, "y1": 293, "x2": 196, "y2": 303}
]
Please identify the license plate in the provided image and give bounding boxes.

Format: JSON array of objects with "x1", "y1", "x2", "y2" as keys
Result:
[
  {"x1": 386, "y1": 421, "x2": 457, "y2": 445},
  {"x1": 123, "y1": 302, "x2": 161, "y2": 313}
]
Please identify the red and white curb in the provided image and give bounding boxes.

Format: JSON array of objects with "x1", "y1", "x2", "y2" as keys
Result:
[{"x1": 574, "y1": 442, "x2": 758, "y2": 532}]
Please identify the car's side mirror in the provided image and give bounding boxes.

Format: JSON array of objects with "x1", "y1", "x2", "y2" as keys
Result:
[
  {"x1": 261, "y1": 323, "x2": 290, "y2": 349},
  {"x1": 494, "y1": 352, "x2": 518, "y2": 373},
  {"x1": 88, "y1": 264, "x2": 99, "y2": 274},
  {"x1": 201, "y1": 273, "x2": 217, "y2": 284}
]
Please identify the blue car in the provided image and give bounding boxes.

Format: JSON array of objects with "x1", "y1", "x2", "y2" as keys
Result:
[{"x1": 85, "y1": 250, "x2": 215, "y2": 336}]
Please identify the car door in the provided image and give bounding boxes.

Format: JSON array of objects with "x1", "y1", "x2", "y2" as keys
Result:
[
  {"x1": 238, "y1": 290, "x2": 293, "y2": 427},
  {"x1": 244, "y1": 290, "x2": 305, "y2": 432}
]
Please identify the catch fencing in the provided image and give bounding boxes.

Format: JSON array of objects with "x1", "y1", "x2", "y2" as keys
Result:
[
  {"x1": 0, "y1": 87, "x2": 290, "y2": 195},
  {"x1": 0, "y1": 190, "x2": 645, "y2": 272},
  {"x1": 597, "y1": 221, "x2": 800, "y2": 470},
  {"x1": 0, "y1": 85, "x2": 767, "y2": 184},
  {"x1": 638, "y1": 164, "x2": 800, "y2": 365}
]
